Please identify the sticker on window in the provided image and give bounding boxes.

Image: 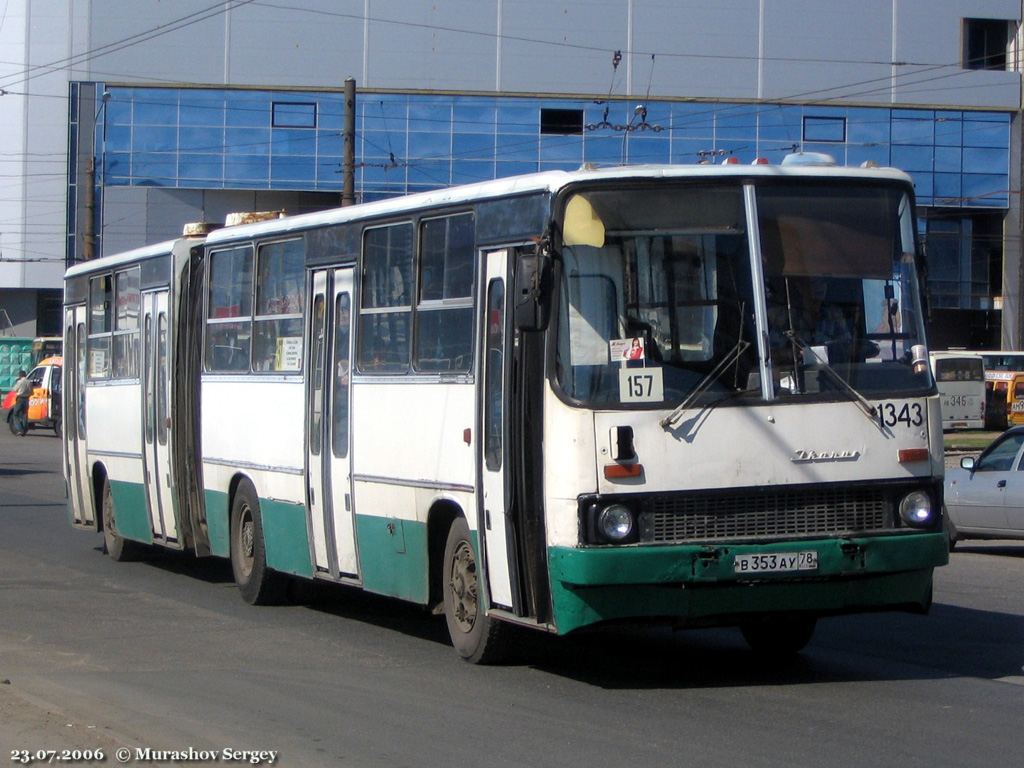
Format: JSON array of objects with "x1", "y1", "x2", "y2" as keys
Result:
[
  {"x1": 610, "y1": 337, "x2": 645, "y2": 362},
  {"x1": 619, "y1": 367, "x2": 664, "y2": 403}
]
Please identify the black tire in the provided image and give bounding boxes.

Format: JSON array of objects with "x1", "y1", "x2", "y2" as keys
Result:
[
  {"x1": 101, "y1": 478, "x2": 141, "y2": 562},
  {"x1": 740, "y1": 615, "x2": 817, "y2": 658},
  {"x1": 441, "y1": 516, "x2": 509, "y2": 664},
  {"x1": 7, "y1": 411, "x2": 18, "y2": 435},
  {"x1": 230, "y1": 480, "x2": 286, "y2": 605}
]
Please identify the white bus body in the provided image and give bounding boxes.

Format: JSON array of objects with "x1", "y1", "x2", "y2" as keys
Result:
[{"x1": 64, "y1": 162, "x2": 948, "y2": 662}]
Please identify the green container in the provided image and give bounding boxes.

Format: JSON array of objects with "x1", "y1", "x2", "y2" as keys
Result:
[{"x1": 0, "y1": 338, "x2": 34, "y2": 393}]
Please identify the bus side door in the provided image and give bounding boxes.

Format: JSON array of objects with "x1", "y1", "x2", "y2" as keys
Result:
[
  {"x1": 142, "y1": 291, "x2": 179, "y2": 543},
  {"x1": 65, "y1": 305, "x2": 95, "y2": 527},
  {"x1": 306, "y1": 268, "x2": 359, "y2": 579}
]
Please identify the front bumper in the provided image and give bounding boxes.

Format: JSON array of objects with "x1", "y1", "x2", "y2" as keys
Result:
[{"x1": 546, "y1": 532, "x2": 948, "y2": 635}]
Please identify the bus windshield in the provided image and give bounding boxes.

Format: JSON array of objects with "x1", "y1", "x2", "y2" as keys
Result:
[{"x1": 555, "y1": 181, "x2": 931, "y2": 408}]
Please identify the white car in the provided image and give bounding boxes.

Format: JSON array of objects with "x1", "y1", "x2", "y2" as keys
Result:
[{"x1": 944, "y1": 426, "x2": 1024, "y2": 548}]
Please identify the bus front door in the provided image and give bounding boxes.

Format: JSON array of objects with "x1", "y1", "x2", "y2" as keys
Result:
[
  {"x1": 64, "y1": 305, "x2": 94, "y2": 528},
  {"x1": 479, "y1": 249, "x2": 516, "y2": 610},
  {"x1": 307, "y1": 268, "x2": 358, "y2": 579},
  {"x1": 142, "y1": 291, "x2": 178, "y2": 543}
]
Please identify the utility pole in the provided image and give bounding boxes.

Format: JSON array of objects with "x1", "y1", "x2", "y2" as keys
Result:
[
  {"x1": 82, "y1": 157, "x2": 95, "y2": 261},
  {"x1": 342, "y1": 77, "x2": 356, "y2": 206}
]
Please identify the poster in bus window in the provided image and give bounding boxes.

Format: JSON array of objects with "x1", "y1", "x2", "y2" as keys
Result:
[
  {"x1": 609, "y1": 337, "x2": 645, "y2": 361},
  {"x1": 275, "y1": 336, "x2": 303, "y2": 371},
  {"x1": 89, "y1": 349, "x2": 107, "y2": 377}
]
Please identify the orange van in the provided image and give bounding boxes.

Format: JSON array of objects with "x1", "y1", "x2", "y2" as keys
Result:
[{"x1": 3, "y1": 355, "x2": 62, "y2": 436}]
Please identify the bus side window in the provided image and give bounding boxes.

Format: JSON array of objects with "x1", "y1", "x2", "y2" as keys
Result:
[
  {"x1": 206, "y1": 246, "x2": 254, "y2": 373},
  {"x1": 254, "y1": 239, "x2": 304, "y2": 373},
  {"x1": 359, "y1": 223, "x2": 413, "y2": 373},
  {"x1": 332, "y1": 293, "x2": 351, "y2": 458},
  {"x1": 415, "y1": 214, "x2": 474, "y2": 373}
]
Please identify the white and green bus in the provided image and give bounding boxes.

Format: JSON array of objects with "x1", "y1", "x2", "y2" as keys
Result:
[{"x1": 64, "y1": 159, "x2": 948, "y2": 662}]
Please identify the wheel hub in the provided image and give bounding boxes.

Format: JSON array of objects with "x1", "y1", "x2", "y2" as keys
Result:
[
  {"x1": 238, "y1": 506, "x2": 255, "y2": 578},
  {"x1": 448, "y1": 541, "x2": 477, "y2": 633}
]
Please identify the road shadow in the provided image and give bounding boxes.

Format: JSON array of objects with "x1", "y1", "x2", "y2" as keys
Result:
[
  {"x1": 110, "y1": 546, "x2": 1024, "y2": 688},
  {"x1": 951, "y1": 543, "x2": 1024, "y2": 559},
  {"x1": 101, "y1": 545, "x2": 237, "y2": 585},
  {"x1": 512, "y1": 600, "x2": 1024, "y2": 689},
  {"x1": 0, "y1": 466, "x2": 54, "y2": 478},
  {"x1": 289, "y1": 579, "x2": 451, "y2": 648},
  {"x1": 123, "y1": 548, "x2": 450, "y2": 645}
]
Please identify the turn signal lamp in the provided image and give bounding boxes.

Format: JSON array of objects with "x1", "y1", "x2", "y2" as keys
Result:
[
  {"x1": 898, "y1": 448, "x2": 929, "y2": 464},
  {"x1": 604, "y1": 463, "x2": 643, "y2": 480}
]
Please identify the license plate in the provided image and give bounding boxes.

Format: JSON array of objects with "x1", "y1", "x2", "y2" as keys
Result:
[{"x1": 733, "y1": 551, "x2": 818, "y2": 575}]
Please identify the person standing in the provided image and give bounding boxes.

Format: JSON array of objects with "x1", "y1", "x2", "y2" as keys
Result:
[{"x1": 12, "y1": 369, "x2": 32, "y2": 436}]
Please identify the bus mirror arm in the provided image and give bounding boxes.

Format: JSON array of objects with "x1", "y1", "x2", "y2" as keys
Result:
[{"x1": 513, "y1": 250, "x2": 553, "y2": 331}]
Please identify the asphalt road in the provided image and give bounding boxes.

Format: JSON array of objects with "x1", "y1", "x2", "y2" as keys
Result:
[{"x1": 1, "y1": 421, "x2": 1023, "y2": 767}]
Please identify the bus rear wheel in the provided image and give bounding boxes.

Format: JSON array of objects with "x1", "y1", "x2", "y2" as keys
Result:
[
  {"x1": 740, "y1": 615, "x2": 817, "y2": 658},
  {"x1": 101, "y1": 478, "x2": 141, "y2": 562},
  {"x1": 230, "y1": 481, "x2": 286, "y2": 605},
  {"x1": 442, "y1": 516, "x2": 509, "y2": 664}
]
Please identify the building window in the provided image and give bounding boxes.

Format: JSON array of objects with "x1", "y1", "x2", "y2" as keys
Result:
[
  {"x1": 963, "y1": 19, "x2": 1012, "y2": 70},
  {"x1": 802, "y1": 116, "x2": 846, "y2": 143},
  {"x1": 272, "y1": 101, "x2": 317, "y2": 128},
  {"x1": 541, "y1": 108, "x2": 583, "y2": 135}
]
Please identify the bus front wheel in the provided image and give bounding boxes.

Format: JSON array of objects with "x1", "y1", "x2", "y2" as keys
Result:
[
  {"x1": 442, "y1": 516, "x2": 509, "y2": 664},
  {"x1": 740, "y1": 615, "x2": 816, "y2": 658},
  {"x1": 230, "y1": 481, "x2": 286, "y2": 605},
  {"x1": 102, "y1": 478, "x2": 141, "y2": 562}
]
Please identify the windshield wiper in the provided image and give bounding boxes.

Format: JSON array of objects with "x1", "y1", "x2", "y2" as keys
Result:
[
  {"x1": 784, "y1": 330, "x2": 878, "y2": 424},
  {"x1": 660, "y1": 340, "x2": 751, "y2": 430}
]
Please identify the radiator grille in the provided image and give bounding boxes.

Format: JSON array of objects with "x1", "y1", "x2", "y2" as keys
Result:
[{"x1": 638, "y1": 487, "x2": 892, "y2": 543}]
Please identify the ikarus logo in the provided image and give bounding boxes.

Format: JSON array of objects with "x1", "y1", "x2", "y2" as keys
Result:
[{"x1": 791, "y1": 449, "x2": 861, "y2": 463}]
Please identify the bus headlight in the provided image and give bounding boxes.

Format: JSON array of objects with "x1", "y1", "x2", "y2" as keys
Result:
[
  {"x1": 899, "y1": 491, "x2": 934, "y2": 527},
  {"x1": 598, "y1": 504, "x2": 635, "y2": 542}
]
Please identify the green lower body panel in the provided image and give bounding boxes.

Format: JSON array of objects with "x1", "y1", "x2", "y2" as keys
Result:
[
  {"x1": 109, "y1": 480, "x2": 153, "y2": 544},
  {"x1": 355, "y1": 515, "x2": 429, "y2": 604},
  {"x1": 203, "y1": 490, "x2": 312, "y2": 578},
  {"x1": 259, "y1": 498, "x2": 313, "y2": 578},
  {"x1": 547, "y1": 532, "x2": 948, "y2": 635},
  {"x1": 204, "y1": 490, "x2": 230, "y2": 558}
]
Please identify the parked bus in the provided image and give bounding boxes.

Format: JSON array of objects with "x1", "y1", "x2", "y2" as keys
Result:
[
  {"x1": 929, "y1": 351, "x2": 985, "y2": 430},
  {"x1": 975, "y1": 350, "x2": 1024, "y2": 429},
  {"x1": 63, "y1": 161, "x2": 948, "y2": 662}
]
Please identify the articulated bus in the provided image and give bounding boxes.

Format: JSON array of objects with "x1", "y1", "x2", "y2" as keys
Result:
[
  {"x1": 63, "y1": 161, "x2": 948, "y2": 662},
  {"x1": 929, "y1": 351, "x2": 985, "y2": 430}
]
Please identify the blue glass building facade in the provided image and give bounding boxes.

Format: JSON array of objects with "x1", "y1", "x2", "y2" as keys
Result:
[
  {"x1": 85, "y1": 85, "x2": 1011, "y2": 209},
  {"x1": 68, "y1": 83, "x2": 1012, "y2": 335}
]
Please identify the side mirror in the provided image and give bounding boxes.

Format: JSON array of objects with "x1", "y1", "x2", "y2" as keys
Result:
[
  {"x1": 513, "y1": 250, "x2": 552, "y2": 331},
  {"x1": 960, "y1": 456, "x2": 975, "y2": 471}
]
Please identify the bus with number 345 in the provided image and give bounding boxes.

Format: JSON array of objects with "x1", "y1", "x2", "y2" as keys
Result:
[{"x1": 62, "y1": 157, "x2": 948, "y2": 663}]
